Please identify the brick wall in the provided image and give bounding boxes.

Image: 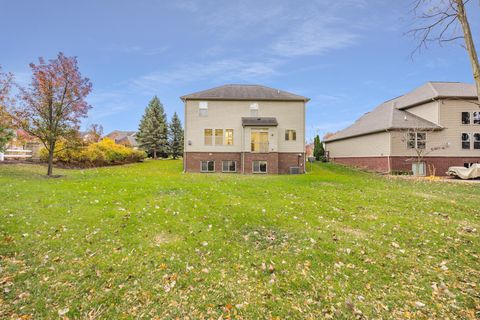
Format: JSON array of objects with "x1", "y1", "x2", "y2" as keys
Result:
[
  {"x1": 330, "y1": 157, "x2": 390, "y2": 173},
  {"x1": 390, "y1": 156, "x2": 480, "y2": 176},
  {"x1": 243, "y1": 152, "x2": 279, "y2": 174},
  {"x1": 278, "y1": 153, "x2": 305, "y2": 174},
  {"x1": 184, "y1": 152, "x2": 305, "y2": 174},
  {"x1": 184, "y1": 152, "x2": 242, "y2": 173}
]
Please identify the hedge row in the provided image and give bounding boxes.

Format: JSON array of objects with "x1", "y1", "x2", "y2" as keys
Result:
[{"x1": 41, "y1": 138, "x2": 146, "y2": 167}]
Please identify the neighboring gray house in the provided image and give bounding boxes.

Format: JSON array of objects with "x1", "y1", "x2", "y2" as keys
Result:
[{"x1": 325, "y1": 82, "x2": 480, "y2": 175}]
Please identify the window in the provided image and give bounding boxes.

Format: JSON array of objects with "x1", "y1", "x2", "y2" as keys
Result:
[
  {"x1": 253, "y1": 160, "x2": 267, "y2": 173},
  {"x1": 199, "y1": 101, "x2": 208, "y2": 117},
  {"x1": 225, "y1": 129, "x2": 234, "y2": 145},
  {"x1": 462, "y1": 133, "x2": 471, "y2": 149},
  {"x1": 251, "y1": 129, "x2": 269, "y2": 152},
  {"x1": 250, "y1": 103, "x2": 259, "y2": 117},
  {"x1": 204, "y1": 129, "x2": 213, "y2": 145},
  {"x1": 201, "y1": 161, "x2": 215, "y2": 172},
  {"x1": 474, "y1": 112, "x2": 480, "y2": 125},
  {"x1": 474, "y1": 133, "x2": 480, "y2": 149},
  {"x1": 215, "y1": 129, "x2": 223, "y2": 145},
  {"x1": 407, "y1": 132, "x2": 426, "y2": 149},
  {"x1": 285, "y1": 129, "x2": 297, "y2": 141},
  {"x1": 462, "y1": 112, "x2": 471, "y2": 124},
  {"x1": 222, "y1": 160, "x2": 236, "y2": 172}
]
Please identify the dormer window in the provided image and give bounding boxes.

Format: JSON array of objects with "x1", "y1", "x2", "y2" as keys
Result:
[
  {"x1": 199, "y1": 101, "x2": 208, "y2": 117},
  {"x1": 250, "y1": 103, "x2": 259, "y2": 117}
]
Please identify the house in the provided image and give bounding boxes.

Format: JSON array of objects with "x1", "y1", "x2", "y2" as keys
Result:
[
  {"x1": 324, "y1": 82, "x2": 480, "y2": 175},
  {"x1": 180, "y1": 84, "x2": 309, "y2": 174},
  {"x1": 104, "y1": 131, "x2": 138, "y2": 149}
]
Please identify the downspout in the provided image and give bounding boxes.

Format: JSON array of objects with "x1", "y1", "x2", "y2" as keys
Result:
[
  {"x1": 241, "y1": 125, "x2": 245, "y2": 174},
  {"x1": 183, "y1": 99, "x2": 187, "y2": 173}
]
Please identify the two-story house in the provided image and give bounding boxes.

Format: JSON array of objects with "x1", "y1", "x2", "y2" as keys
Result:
[
  {"x1": 324, "y1": 82, "x2": 480, "y2": 175},
  {"x1": 181, "y1": 84, "x2": 309, "y2": 174}
]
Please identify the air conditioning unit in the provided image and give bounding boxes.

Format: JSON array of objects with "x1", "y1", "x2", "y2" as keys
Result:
[{"x1": 289, "y1": 166, "x2": 300, "y2": 174}]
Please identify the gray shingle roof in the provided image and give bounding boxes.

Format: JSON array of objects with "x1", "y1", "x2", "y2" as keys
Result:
[
  {"x1": 181, "y1": 84, "x2": 309, "y2": 102},
  {"x1": 323, "y1": 82, "x2": 476, "y2": 142},
  {"x1": 242, "y1": 117, "x2": 278, "y2": 127}
]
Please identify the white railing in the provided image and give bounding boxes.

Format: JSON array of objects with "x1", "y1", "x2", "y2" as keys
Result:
[{"x1": 1, "y1": 149, "x2": 33, "y2": 160}]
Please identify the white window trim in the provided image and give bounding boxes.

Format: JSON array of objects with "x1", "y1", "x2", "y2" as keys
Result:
[
  {"x1": 225, "y1": 129, "x2": 234, "y2": 146},
  {"x1": 204, "y1": 129, "x2": 213, "y2": 145},
  {"x1": 200, "y1": 160, "x2": 215, "y2": 173},
  {"x1": 199, "y1": 101, "x2": 208, "y2": 117},
  {"x1": 407, "y1": 132, "x2": 426, "y2": 149},
  {"x1": 222, "y1": 160, "x2": 237, "y2": 173},
  {"x1": 252, "y1": 160, "x2": 268, "y2": 174},
  {"x1": 285, "y1": 129, "x2": 297, "y2": 141}
]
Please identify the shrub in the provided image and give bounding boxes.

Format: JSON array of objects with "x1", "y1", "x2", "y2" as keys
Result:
[{"x1": 40, "y1": 138, "x2": 146, "y2": 167}]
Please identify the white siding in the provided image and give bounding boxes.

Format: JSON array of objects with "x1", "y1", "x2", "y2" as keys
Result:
[
  {"x1": 184, "y1": 100, "x2": 305, "y2": 153},
  {"x1": 325, "y1": 132, "x2": 391, "y2": 157}
]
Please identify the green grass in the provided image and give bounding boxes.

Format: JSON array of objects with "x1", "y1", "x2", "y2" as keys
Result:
[{"x1": 0, "y1": 161, "x2": 479, "y2": 319}]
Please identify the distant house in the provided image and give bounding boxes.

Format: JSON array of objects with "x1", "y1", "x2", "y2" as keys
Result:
[
  {"x1": 104, "y1": 131, "x2": 138, "y2": 149},
  {"x1": 324, "y1": 82, "x2": 480, "y2": 175},
  {"x1": 305, "y1": 143, "x2": 314, "y2": 158},
  {"x1": 181, "y1": 84, "x2": 309, "y2": 174}
]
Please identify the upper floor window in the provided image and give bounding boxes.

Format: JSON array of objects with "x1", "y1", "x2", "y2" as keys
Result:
[
  {"x1": 199, "y1": 101, "x2": 208, "y2": 117},
  {"x1": 250, "y1": 103, "x2": 259, "y2": 117},
  {"x1": 225, "y1": 129, "x2": 234, "y2": 145},
  {"x1": 285, "y1": 129, "x2": 297, "y2": 141},
  {"x1": 474, "y1": 133, "x2": 480, "y2": 149},
  {"x1": 204, "y1": 129, "x2": 213, "y2": 145},
  {"x1": 462, "y1": 133, "x2": 470, "y2": 149},
  {"x1": 462, "y1": 112, "x2": 470, "y2": 124},
  {"x1": 474, "y1": 112, "x2": 480, "y2": 125},
  {"x1": 407, "y1": 132, "x2": 426, "y2": 149},
  {"x1": 215, "y1": 129, "x2": 223, "y2": 145}
]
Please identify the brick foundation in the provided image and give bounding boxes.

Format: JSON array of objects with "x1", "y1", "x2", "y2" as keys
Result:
[
  {"x1": 331, "y1": 157, "x2": 390, "y2": 173},
  {"x1": 184, "y1": 152, "x2": 305, "y2": 174},
  {"x1": 331, "y1": 156, "x2": 480, "y2": 176}
]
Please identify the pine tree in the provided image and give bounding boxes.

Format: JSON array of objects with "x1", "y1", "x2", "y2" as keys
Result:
[
  {"x1": 168, "y1": 112, "x2": 184, "y2": 159},
  {"x1": 136, "y1": 96, "x2": 168, "y2": 159},
  {"x1": 313, "y1": 135, "x2": 324, "y2": 161}
]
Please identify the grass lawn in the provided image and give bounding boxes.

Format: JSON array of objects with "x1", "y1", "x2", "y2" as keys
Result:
[{"x1": 0, "y1": 160, "x2": 479, "y2": 319}]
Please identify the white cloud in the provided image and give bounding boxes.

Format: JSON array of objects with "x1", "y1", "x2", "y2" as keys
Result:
[{"x1": 130, "y1": 58, "x2": 282, "y2": 94}]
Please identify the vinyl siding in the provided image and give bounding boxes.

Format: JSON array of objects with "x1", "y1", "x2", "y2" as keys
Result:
[
  {"x1": 325, "y1": 132, "x2": 391, "y2": 157},
  {"x1": 184, "y1": 100, "x2": 305, "y2": 153},
  {"x1": 404, "y1": 101, "x2": 439, "y2": 124},
  {"x1": 390, "y1": 99, "x2": 480, "y2": 157}
]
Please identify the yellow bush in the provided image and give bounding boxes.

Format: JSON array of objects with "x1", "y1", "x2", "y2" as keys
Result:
[{"x1": 40, "y1": 138, "x2": 146, "y2": 167}]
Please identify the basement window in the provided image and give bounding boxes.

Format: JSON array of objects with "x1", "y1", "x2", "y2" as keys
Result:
[
  {"x1": 253, "y1": 160, "x2": 267, "y2": 173},
  {"x1": 222, "y1": 160, "x2": 236, "y2": 172},
  {"x1": 201, "y1": 160, "x2": 215, "y2": 172}
]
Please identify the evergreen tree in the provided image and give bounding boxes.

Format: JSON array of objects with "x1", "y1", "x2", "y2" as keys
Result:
[
  {"x1": 313, "y1": 135, "x2": 325, "y2": 161},
  {"x1": 136, "y1": 96, "x2": 168, "y2": 159},
  {"x1": 168, "y1": 112, "x2": 184, "y2": 159}
]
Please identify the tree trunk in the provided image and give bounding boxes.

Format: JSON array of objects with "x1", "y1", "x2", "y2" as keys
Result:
[
  {"x1": 153, "y1": 148, "x2": 157, "y2": 159},
  {"x1": 455, "y1": 0, "x2": 480, "y2": 104},
  {"x1": 47, "y1": 147, "x2": 54, "y2": 176}
]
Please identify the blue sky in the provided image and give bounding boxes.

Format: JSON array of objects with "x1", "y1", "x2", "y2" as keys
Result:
[{"x1": 1, "y1": 0, "x2": 478, "y2": 141}]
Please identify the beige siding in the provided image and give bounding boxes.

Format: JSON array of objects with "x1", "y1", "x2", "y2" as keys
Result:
[
  {"x1": 184, "y1": 100, "x2": 305, "y2": 153},
  {"x1": 404, "y1": 101, "x2": 439, "y2": 124},
  {"x1": 325, "y1": 132, "x2": 391, "y2": 157},
  {"x1": 391, "y1": 99, "x2": 480, "y2": 157}
]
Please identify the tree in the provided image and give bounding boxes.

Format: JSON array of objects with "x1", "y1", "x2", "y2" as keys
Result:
[
  {"x1": 13, "y1": 53, "x2": 92, "y2": 176},
  {"x1": 313, "y1": 134, "x2": 325, "y2": 161},
  {"x1": 168, "y1": 112, "x2": 184, "y2": 159},
  {"x1": 85, "y1": 123, "x2": 103, "y2": 143},
  {"x1": 0, "y1": 66, "x2": 15, "y2": 154},
  {"x1": 401, "y1": 126, "x2": 449, "y2": 176},
  {"x1": 410, "y1": 0, "x2": 479, "y2": 104},
  {"x1": 136, "y1": 96, "x2": 168, "y2": 159}
]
